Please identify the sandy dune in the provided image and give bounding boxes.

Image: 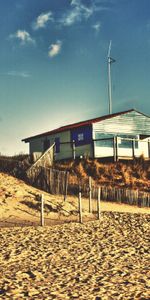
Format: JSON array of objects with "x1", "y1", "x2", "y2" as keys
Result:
[{"x1": 0, "y1": 172, "x2": 149, "y2": 227}]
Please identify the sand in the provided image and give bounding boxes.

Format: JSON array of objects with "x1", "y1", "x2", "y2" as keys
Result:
[
  {"x1": 0, "y1": 213, "x2": 150, "y2": 299},
  {"x1": 0, "y1": 172, "x2": 150, "y2": 299}
]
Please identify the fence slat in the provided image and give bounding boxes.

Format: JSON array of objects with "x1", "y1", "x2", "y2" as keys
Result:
[
  {"x1": 89, "y1": 176, "x2": 92, "y2": 213},
  {"x1": 79, "y1": 192, "x2": 83, "y2": 223},
  {"x1": 41, "y1": 194, "x2": 44, "y2": 226},
  {"x1": 97, "y1": 187, "x2": 101, "y2": 220}
]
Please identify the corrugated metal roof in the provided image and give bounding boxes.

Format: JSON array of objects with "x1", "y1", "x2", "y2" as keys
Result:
[{"x1": 22, "y1": 109, "x2": 149, "y2": 142}]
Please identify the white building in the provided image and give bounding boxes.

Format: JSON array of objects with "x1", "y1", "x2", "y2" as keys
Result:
[{"x1": 22, "y1": 109, "x2": 150, "y2": 161}]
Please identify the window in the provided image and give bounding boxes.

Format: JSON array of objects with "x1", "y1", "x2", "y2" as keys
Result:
[
  {"x1": 43, "y1": 139, "x2": 50, "y2": 151},
  {"x1": 118, "y1": 135, "x2": 139, "y2": 149},
  {"x1": 95, "y1": 133, "x2": 114, "y2": 148},
  {"x1": 78, "y1": 133, "x2": 84, "y2": 141},
  {"x1": 55, "y1": 137, "x2": 60, "y2": 153}
]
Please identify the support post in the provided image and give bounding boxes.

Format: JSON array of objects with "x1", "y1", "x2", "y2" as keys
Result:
[
  {"x1": 148, "y1": 139, "x2": 150, "y2": 159},
  {"x1": 113, "y1": 136, "x2": 116, "y2": 162},
  {"x1": 116, "y1": 136, "x2": 118, "y2": 161},
  {"x1": 97, "y1": 187, "x2": 101, "y2": 220},
  {"x1": 89, "y1": 176, "x2": 92, "y2": 213},
  {"x1": 132, "y1": 139, "x2": 135, "y2": 159},
  {"x1": 92, "y1": 139, "x2": 95, "y2": 159},
  {"x1": 72, "y1": 140, "x2": 76, "y2": 160},
  {"x1": 41, "y1": 194, "x2": 44, "y2": 226},
  {"x1": 108, "y1": 56, "x2": 112, "y2": 115},
  {"x1": 79, "y1": 192, "x2": 83, "y2": 223},
  {"x1": 64, "y1": 171, "x2": 68, "y2": 201}
]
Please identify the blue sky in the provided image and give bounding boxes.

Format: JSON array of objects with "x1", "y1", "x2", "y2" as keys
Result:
[{"x1": 0, "y1": 0, "x2": 150, "y2": 155}]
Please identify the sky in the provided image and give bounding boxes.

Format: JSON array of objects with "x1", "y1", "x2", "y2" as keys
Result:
[{"x1": 0, "y1": 0, "x2": 150, "y2": 155}]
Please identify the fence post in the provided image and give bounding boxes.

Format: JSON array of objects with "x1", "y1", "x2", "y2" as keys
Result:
[
  {"x1": 79, "y1": 192, "x2": 83, "y2": 223},
  {"x1": 64, "y1": 171, "x2": 68, "y2": 201},
  {"x1": 97, "y1": 187, "x2": 101, "y2": 220},
  {"x1": 57, "y1": 171, "x2": 60, "y2": 194},
  {"x1": 89, "y1": 176, "x2": 92, "y2": 213},
  {"x1": 41, "y1": 194, "x2": 44, "y2": 226}
]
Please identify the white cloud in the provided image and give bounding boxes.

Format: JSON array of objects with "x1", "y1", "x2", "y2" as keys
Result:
[
  {"x1": 33, "y1": 11, "x2": 53, "y2": 30},
  {"x1": 6, "y1": 71, "x2": 31, "y2": 78},
  {"x1": 48, "y1": 40, "x2": 62, "y2": 58},
  {"x1": 92, "y1": 22, "x2": 101, "y2": 32},
  {"x1": 9, "y1": 30, "x2": 35, "y2": 45},
  {"x1": 60, "y1": 0, "x2": 94, "y2": 26}
]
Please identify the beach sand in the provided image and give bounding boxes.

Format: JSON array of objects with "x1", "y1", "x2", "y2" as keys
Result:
[
  {"x1": 0, "y1": 172, "x2": 150, "y2": 299},
  {"x1": 0, "y1": 213, "x2": 149, "y2": 299}
]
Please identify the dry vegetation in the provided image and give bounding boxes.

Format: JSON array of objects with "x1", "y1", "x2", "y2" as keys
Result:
[
  {"x1": 0, "y1": 154, "x2": 30, "y2": 179},
  {"x1": 0, "y1": 154, "x2": 150, "y2": 192},
  {"x1": 55, "y1": 157, "x2": 150, "y2": 192}
]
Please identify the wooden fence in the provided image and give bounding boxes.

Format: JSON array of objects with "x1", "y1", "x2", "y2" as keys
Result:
[
  {"x1": 26, "y1": 166, "x2": 150, "y2": 208},
  {"x1": 90, "y1": 185, "x2": 150, "y2": 208},
  {"x1": 27, "y1": 166, "x2": 68, "y2": 196}
]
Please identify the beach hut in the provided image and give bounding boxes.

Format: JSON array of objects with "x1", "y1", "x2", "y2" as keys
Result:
[{"x1": 22, "y1": 109, "x2": 150, "y2": 161}]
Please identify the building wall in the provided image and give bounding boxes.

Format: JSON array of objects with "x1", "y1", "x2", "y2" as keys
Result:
[
  {"x1": 30, "y1": 138, "x2": 43, "y2": 154},
  {"x1": 94, "y1": 138, "x2": 150, "y2": 159},
  {"x1": 93, "y1": 111, "x2": 150, "y2": 136},
  {"x1": 70, "y1": 125, "x2": 93, "y2": 159},
  {"x1": 29, "y1": 130, "x2": 72, "y2": 160},
  {"x1": 93, "y1": 111, "x2": 150, "y2": 158},
  {"x1": 138, "y1": 138, "x2": 149, "y2": 158},
  {"x1": 29, "y1": 125, "x2": 94, "y2": 161},
  {"x1": 74, "y1": 144, "x2": 93, "y2": 158}
]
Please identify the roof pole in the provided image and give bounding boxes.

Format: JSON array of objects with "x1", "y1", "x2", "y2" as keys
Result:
[{"x1": 107, "y1": 40, "x2": 115, "y2": 115}]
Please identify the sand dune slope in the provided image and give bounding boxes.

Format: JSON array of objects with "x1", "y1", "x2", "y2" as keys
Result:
[{"x1": 0, "y1": 172, "x2": 149, "y2": 227}]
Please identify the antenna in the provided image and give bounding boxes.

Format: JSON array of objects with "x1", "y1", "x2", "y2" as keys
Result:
[{"x1": 107, "y1": 40, "x2": 115, "y2": 114}]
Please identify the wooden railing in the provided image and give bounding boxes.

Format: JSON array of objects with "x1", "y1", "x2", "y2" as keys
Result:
[{"x1": 27, "y1": 143, "x2": 55, "y2": 177}]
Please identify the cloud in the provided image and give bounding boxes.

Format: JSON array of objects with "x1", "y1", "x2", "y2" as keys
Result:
[
  {"x1": 60, "y1": 0, "x2": 94, "y2": 26},
  {"x1": 48, "y1": 40, "x2": 62, "y2": 58},
  {"x1": 59, "y1": 0, "x2": 110, "y2": 27},
  {"x1": 33, "y1": 11, "x2": 53, "y2": 30},
  {"x1": 9, "y1": 30, "x2": 35, "y2": 45},
  {"x1": 92, "y1": 22, "x2": 101, "y2": 32},
  {"x1": 6, "y1": 71, "x2": 31, "y2": 78}
]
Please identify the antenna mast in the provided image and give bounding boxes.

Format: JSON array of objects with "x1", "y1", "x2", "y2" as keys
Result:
[{"x1": 107, "y1": 40, "x2": 115, "y2": 114}]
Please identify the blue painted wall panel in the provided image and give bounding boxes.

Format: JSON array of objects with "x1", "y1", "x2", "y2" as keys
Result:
[{"x1": 71, "y1": 125, "x2": 92, "y2": 146}]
